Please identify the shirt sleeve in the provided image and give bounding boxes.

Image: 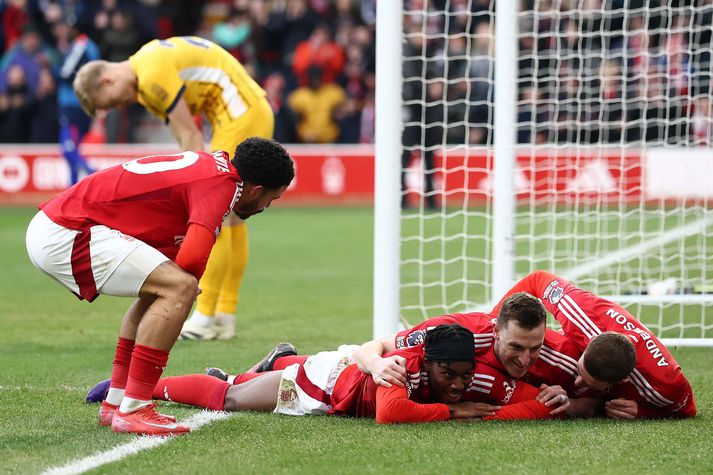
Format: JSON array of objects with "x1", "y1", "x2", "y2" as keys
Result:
[
  {"x1": 484, "y1": 399, "x2": 555, "y2": 420},
  {"x1": 174, "y1": 223, "x2": 215, "y2": 279},
  {"x1": 131, "y1": 42, "x2": 185, "y2": 120},
  {"x1": 183, "y1": 175, "x2": 237, "y2": 236},
  {"x1": 375, "y1": 385, "x2": 450, "y2": 424}
]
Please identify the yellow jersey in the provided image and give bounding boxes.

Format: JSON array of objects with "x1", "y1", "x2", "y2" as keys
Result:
[{"x1": 128, "y1": 36, "x2": 266, "y2": 129}]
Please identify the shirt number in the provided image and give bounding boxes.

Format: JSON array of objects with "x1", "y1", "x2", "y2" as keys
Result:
[{"x1": 122, "y1": 151, "x2": 199, "y2": 175}]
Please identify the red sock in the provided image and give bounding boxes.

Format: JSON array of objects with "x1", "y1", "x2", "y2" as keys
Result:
[
  {"x1": 109, "y1": 337, "x2": 134, "y2": 389},
  {"x1": 483, "y1": 400, "x2": 554, "y2": 420},
  {"x1": 272, "y1": 355, "x2": 308, "y2": 370},
  {"x1": 153, "y1": 374, "x2": 230, "y2": 411},
  {"x1": 124, "y1": 345, "x2": 169, "y2": 402},
  {"x1": 233, "y1": 372, "x2": 263, "y2": 385}
]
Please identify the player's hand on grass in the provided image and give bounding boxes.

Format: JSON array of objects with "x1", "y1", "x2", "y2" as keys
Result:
[
  {"x1": 605, "y1": 398, "x2": 638, "y2": 420},
  {"x1": 537, "y1": 384, "x2": 570, "y2": 416},
  {"x1": 371, "y1": 355, "x2": 407, "y2": 388},
  {"x1": 448, "y1": 402, "x2": 500, "y2": 419}
]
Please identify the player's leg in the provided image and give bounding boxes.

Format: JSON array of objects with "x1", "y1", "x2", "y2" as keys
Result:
[
  {"x1": 205, "y1": 342, "x2": 300, "y2": 382},
  {"x1": 109, "y1": 260, "x2": 198, "y2": 435},
  {"x1": 223, "y1": 370, "x2": 284, "y2": 412},
  {"x1": 180, "y1": 226, "x2": 232, "y2": 340},
  {"x1": 195, "y1": 99, "x2": 275, "y2": 341}
]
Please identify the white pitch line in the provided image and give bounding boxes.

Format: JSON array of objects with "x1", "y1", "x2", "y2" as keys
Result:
[
  {"x1": 41, "y1": 411, "x2": 232, "y2": 475},
  {"x1": 561, "y1": 214, "x2": 713, "y2": 282}
]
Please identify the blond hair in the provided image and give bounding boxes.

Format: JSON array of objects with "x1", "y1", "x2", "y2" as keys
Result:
[{"x1": 73, "y1": 60, "x2": 109, "y2": 117}]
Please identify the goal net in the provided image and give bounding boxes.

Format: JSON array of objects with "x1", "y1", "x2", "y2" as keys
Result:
[{"x1": 379, "y1": 0, "x2": 713, "y2": 345}]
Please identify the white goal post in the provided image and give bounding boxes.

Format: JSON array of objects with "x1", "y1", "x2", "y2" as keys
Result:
[{"x1": 374, "y1": 0, "x2": 713, "y2": 346}]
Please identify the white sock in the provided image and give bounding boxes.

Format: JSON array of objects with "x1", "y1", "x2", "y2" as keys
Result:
[
  {"x1": 105, "y1": 387, "x2": 125, "y2": 406},
  {"x1": 119, "y1": 397, "x2": 152, "y2": 413},
  {"x1": 215, "y1": 312, "x2": 234, "y2": 327},
  {"x1": 188, "y1": 310, "x2": 214, "y2": 327},
  {"x1": 227, "y1": 375, "x2": 236, "y2": 385}
]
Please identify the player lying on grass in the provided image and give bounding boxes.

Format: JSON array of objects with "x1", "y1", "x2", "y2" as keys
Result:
[
  {"x1": 26, "y1": 138, "x2": 294, "y2": 436},
  {"x1": 355, "y1": 273, "x2": 695, "y2": 419},
  {"x1": 203, "y1": 293, "x2": 591, "y2": 420},
  {"x1": 89, "y1": 324, "x2": 567, "y2": 423},
  {"x1": 213, "y1": 293, "x2": 596, "y2": 419},
  {"x1": 496, "y1": 271, "x2": 697, "y2": 419}
]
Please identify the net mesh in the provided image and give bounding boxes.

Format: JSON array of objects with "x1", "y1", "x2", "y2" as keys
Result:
[{"x1": 399, "y1": 0, "x2": 713, "y2": 339}]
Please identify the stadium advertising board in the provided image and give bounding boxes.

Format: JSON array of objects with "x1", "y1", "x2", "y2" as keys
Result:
[{"x1": 0, "y1": 145, "x2": 707, "y2": 204}]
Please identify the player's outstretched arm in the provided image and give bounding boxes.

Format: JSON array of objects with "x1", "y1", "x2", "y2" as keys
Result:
[
  {"x1": 167, "y1": 97, "x2": 205, "y2": 152},
  {"x1": 353, "y1": 335, "x2": 407, "y2": 388}
]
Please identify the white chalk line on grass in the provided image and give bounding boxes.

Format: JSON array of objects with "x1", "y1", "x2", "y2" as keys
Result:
[
  {"x1": 41, "y1": 411, "x2": 232, "y2": 475},
  {"x1": 560, "y1": 214, "x2": 713, "y2": 282}
]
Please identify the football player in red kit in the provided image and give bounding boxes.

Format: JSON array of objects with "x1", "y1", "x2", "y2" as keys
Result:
[
  {"x1": 91, "y1": 324, "x2": 511, "y2": 423},
  {"x1": 351, "y1": 292, "x2": 585, "y2": 418},
  {"x1": 497, "y1": 271, "x2": 697, "y2": 419},
  {"x1": 26, "y1": 138, "x2": 294, "y2": 435}
]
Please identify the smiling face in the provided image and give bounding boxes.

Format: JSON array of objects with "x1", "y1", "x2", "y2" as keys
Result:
[
  {"x1": 493, "y1": 321, "x2": 545, "y2": 379},
  {"x1": 232, "y1": 184, "x2": 287, "y2": 220},
  {"x1": 425, "y1": 361, "x2": 474, "y2": 403}
]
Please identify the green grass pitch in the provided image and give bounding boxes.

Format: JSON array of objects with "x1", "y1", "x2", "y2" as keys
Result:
[{"x1": 1, "y1": 206, "x2": 713, "y2": 474}]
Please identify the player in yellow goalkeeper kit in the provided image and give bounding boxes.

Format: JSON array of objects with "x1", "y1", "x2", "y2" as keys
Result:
[{"x1": 74, "y1": 36, "x2": 275, "y2": 340}]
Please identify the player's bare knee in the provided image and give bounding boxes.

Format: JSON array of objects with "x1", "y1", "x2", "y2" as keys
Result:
[
  {"x1": 171, "y1": 272, "x2": 199, "y2": 303},
  {"x1": 223, "y1": 388, "x2": 242, "y2": 412}
]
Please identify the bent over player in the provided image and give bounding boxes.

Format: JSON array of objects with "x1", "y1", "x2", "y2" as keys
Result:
[
  {"x1": 74, "y1": 36, "x2": 275, "y2": 340},
  {"x1": 26, "y1": 138, "x2": 294, "y2": 435},
  {"x1": 497, "y1": 271, "x2": 697, "y2": 419}
]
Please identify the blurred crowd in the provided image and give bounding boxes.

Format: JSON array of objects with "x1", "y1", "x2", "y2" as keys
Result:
[
  {"x1": 404, "y1": 0, "x2": 713, "y2": 147},
  {"x1": 1, "y1": 0, "x2": 712, "y2": 146}
]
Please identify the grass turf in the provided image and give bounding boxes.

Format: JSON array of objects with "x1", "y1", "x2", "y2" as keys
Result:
[{"x1": 1, "y1": 206, "x2": 712, "y2": 474}]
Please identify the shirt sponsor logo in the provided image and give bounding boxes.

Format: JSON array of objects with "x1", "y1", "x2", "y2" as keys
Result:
[{"x1": 502, "y1": 380, "x2": 517, "y2": 404}]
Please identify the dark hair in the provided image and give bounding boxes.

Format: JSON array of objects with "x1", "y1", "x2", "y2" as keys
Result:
[
  {"x1": 231, "y1": 137, "x2": 294, "y2": 189},
  {"x1": 583, "y1": 332, "x2": 636, "y2": 383},
  {"x1": 496, "y1": 292, "x2": 547, "y2": 330},
  {"x1": 424, "y1": 323, "x2": 475, "y2": 363}
]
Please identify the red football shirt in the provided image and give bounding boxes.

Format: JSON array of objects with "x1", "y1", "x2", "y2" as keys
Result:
[
  {"x1": 497, "y1": 271, "x2": 697, "y2": 418},
  {"x1": 330, "y1": 346, "x2": 449, "y2": 422},
  {"x1": 394, "y1": 312, "x2": 587, "y2": 399},
  {"x1": 40, "y1": 151, "x2": 241, "y2": 260}
]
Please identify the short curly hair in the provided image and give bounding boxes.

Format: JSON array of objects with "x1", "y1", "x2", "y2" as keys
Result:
[{"x1": 231, "y1": 137, "x2": 294, "y2": 189}]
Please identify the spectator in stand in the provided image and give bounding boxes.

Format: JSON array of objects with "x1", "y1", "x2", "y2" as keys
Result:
[
  {"x1": 263, "y1": 0, "x2": 320, "y2": 80},
  {"x1": 292, "y1": 23, "x2": 345, "y2": 87},
  {"x1": 54, "y1": 16, "x2": 100, "y2": 184},
  {"x1": 94, "y1": 7, "x2": 144, "y2": 144},
  {"x1": 2, "y1": 0, "x2": 31, "y2": 52},
  {"x1": 336, "y1": 44, "x2": 368, "y2": 143},
  {"x1": 0, "y1": 64, "x2": 35, "y2": 142},
  {"x1": 0, "y1": 23, "x2": 57, "y2": 96},
  {"x1": 288, "y1": 65, "x2": 345, "y2": 143},
  {"x1": 30, "y1": 65, "x2": 58, "y2": 143},
  {"x1": 263, "y1": 72, "x2": 296, "y2": 143},
  {"x1": 692, "y1": 95, "x2": 713, "y2": 146},
  {"x1": 213, "y1": 7, "x2": 254, "y2": 65}
]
